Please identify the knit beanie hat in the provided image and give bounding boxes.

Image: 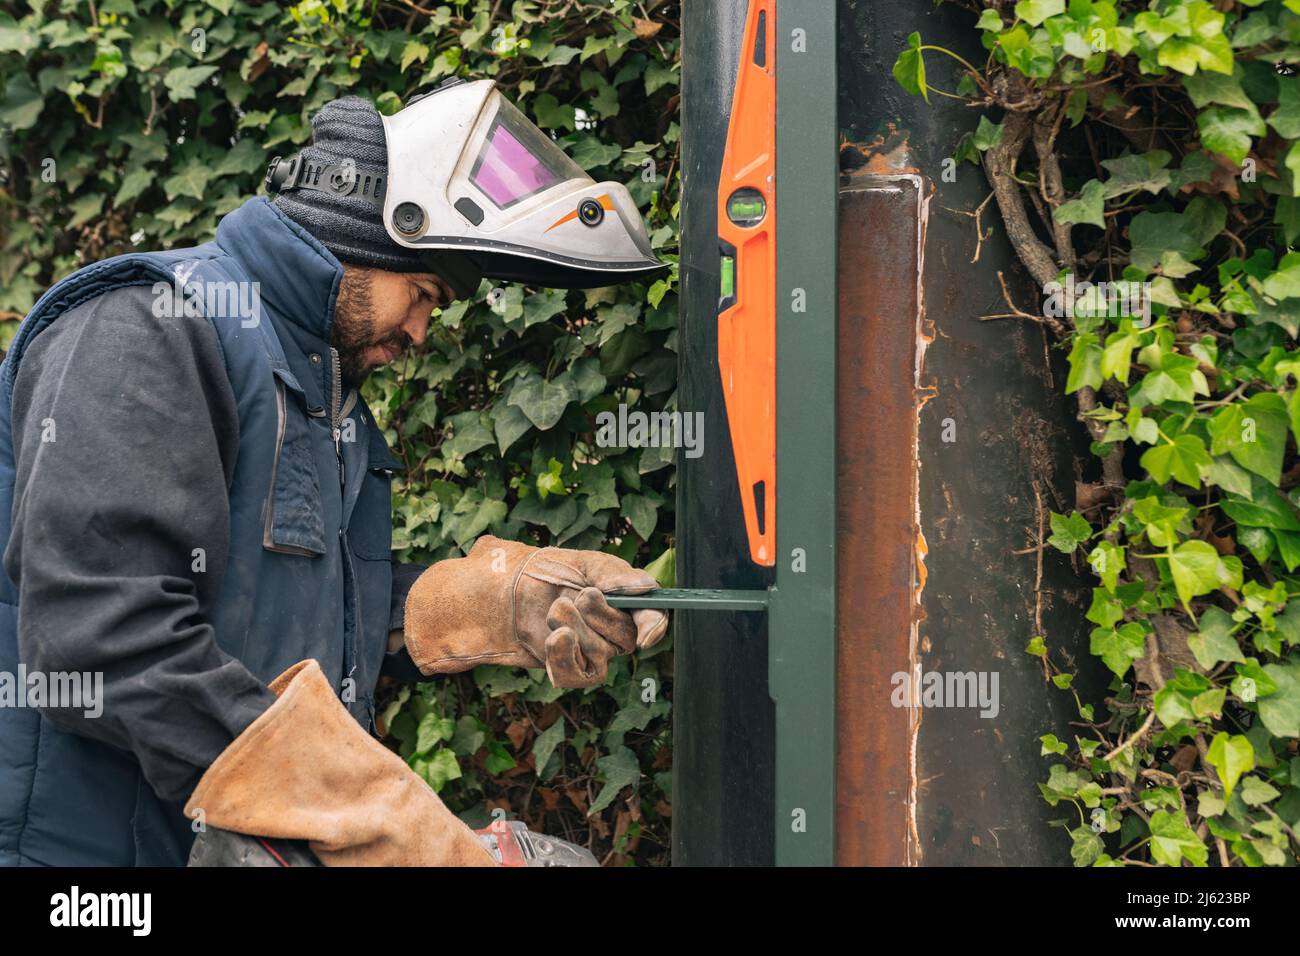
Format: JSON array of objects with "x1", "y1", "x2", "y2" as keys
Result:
[{"x1": 272, "y1": 95, "x2": 430, "y2": 273}]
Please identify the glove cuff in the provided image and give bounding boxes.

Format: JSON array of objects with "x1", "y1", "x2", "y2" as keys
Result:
[{"x1": 184, "y1": 659, "x2": 494, "y2": 866}]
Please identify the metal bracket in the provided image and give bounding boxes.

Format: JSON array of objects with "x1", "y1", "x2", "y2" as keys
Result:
[{"x1": 605, "y1": 588, "x2": 770, "y2": 612}]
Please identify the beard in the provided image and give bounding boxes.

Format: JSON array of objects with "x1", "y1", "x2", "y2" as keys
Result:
[{"x1": 331, "y1": 267, "x2": 409, "y2": 386}]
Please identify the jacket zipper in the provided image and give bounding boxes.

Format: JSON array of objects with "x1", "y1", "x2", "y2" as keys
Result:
[
  {"x1": 329, "y1": 346, "x2": 360, "y2": 700},
  {"x1": 329, "y1": 347, "x2": 345, "y2": 489}
]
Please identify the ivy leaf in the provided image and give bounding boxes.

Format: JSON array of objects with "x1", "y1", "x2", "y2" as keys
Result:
[
  {"x1": 1167, "y1": 539, "x2": 1225, "y2": 607},
  {"x1": 1099, "y1": 151, "x2": 1172, "y2": 198},
  {"x1": 644, "y1": 547, "x2": 675, "y2": 588},
  {"x1": 1240, "y1": 775, "x2": 1280, "y2": 806},
  {"x1": 1069, "y1": 826, "x2": 1104, "y2": 867},
  {"x1": 1274, "y1": 602, "x2": 1300, "y2": 647},
  {"x1": 891, "y1": 32, "x2": 928, "y2": 103},
  {"x1": 1206, "y1": 393, "x2": 1288, "y2": 485},
  {"x1": 215, "y1": 137, "x2": 267, "y2": 178},
  {"x1": 1090, "y1": 622, "x2": 1148, "y2": 677},
  {"x1": 0, "y1": 73, "x2": 42, "y2": 130},
  {"x1": 1129, "y1": 211, "x2": 1207, "y2": 272},
  {"x1": 972, "y1": 115, "x2": 1003, "y2": 150},
  {"x1": 1101, "y1": 329, "x2": 1140, "y2": 384},
  {"x1": 410, "y1": 748, "x2": 461, "y2": 792},
  {"x1": 1206, "y1": 732, "x2": 1255, "y2": 797},
  {"x1": 567, "y1": 136, "x2": 623, "y2": 170},
  {"x1": 444, "y1": 490, "x2": 508, "y2": 548},
  {"x1": 111, "y1": 166, "x2": 150, "y2": 208},
  {"x1": 449, "y1": 715, "x2": 486, "y2": 756},
  {"x1": 1221, "y1": 481, "x2": 1300, "y2": 531},
  {"x1": 622, "y1": 493, "x2": 659, "y2": 540},
  {"x1": 1053, "y1": 179, "x2": 1105, "y2": 228},
  {"x1": 1066, "y1": 333, "x2": 1103, "y2": 393},
  {"x1": 67, "y1": 194, "x2": 104, "y2": 230},
  {"x1": 1184, "y1": 71, "x2": 1257, "y2": 112},
  {"x1": 491, "y1": 402, "x2": 532, "y2": 454},
  {"x1": 508, "y1": 373, "x2": 579, "y2": 430},
  {"x1": 1154, "y1": 683, "x2": 1196, "y2": 726},
  {"x1": 1202, "y1": 455, "x2": 1254, "y2": 498},
  {"x1": 1014, "y1": 0, "x2": 1064, "y2": 27},
  {"x1": 162, "y1": 65, "x2": 219, "y2": 102},
  {"x1": 532, "y1": 93, "x2": 576, "y2": 130},
  {"x1": 1049, "y1": 511, "x2": 1092, "y2": 553},
  {"x1": 484, "y1": 738, "x2": 517, "y2": 774},
  {"x1": 1147, "y1": 810, "x2": 1208, "y2": 867},
  {"x1": 1269, "y1": 75, "x2": 1300, "y2": 139},
  {"x1": 531, "y1": 718, "x2": 565, "y2": 778},
  {"x1": 442, "y1": 411, "x2": 495, "y2": 458},
  {"x1": 160, "y1": 159, "x2": 212, "y2": 202},
  {"x1": 1187, "y1": 606, "x2": 1246, "y2": 669},
  {"x1": 522, "y1": 288, "x2": 568, "y2": 328},
  {"x1": 512, "y1": 494, "x2": 579, "y2": 536},
  {"x1": 415, "y1": 712, "x2": 455, "y2": 755},
  {"x1": 589, "y1": 746, "x2": 640, "y2": 815},
  {"x1": 1088, "y1": 542, "x2": 1126, "y2": 592},
  {"x1": 399, "y1": 39, "x2": 430, "y2": 72},
  {"x1": 1285, "y1": 142, "x2": 1300, "y2": 197},
  {"x1": 1140, "y1": 435, "x2": 1211, "y2": 487},
  {"x1": 1197, "y1": 106, "x2": 1265, "y2": 166},
  {"x1": 998, "y1": 25, "x2": 1056, "y2": 79},
  {"x1": 1258, "y1": 659, "x2": 1300, "y2": 738},
  {"x1": 1262, "y1": 252, "x2": 1300, "y2": 300}
]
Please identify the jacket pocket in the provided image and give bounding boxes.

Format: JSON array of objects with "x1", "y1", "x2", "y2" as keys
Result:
[{"x1": 263, "y1": 366, "x2": 327, "y2": 557}]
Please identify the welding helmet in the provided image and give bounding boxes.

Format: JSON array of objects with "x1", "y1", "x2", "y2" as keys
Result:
[{"x1": 266, "y1": 78, "x2": 666, "y2": 293}]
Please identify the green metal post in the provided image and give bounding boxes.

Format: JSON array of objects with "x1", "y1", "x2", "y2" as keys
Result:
[{"x1": 770, "y1": 0, "x2": 838, "y2": 865}]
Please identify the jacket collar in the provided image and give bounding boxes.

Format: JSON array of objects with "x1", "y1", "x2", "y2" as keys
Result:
[{"x1": 214, "y1": 197, "x2": 342, "y2": 343}]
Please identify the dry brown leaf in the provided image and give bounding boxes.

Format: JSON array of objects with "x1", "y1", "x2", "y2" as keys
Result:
[
  {"x1": 505, "y1": 717, "x2": 530, "y2": 750},
  {"x1": 1169, "y1": 744, "x2": 1198, "y2": 773},
  {"x1": 633, "y1": 17, "x2": 662, "y2": 39},
  {"x1": 248, "y1": 41, "x2": 271, "y2": 82}
]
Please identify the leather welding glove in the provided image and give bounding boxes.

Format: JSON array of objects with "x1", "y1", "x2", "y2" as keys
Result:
[
  {"x1": 184, "y1": 659, "x2": 495, "y2": 867},
  {"x1": 404, "y1": 535, "x2": 669, "y2": 689}
]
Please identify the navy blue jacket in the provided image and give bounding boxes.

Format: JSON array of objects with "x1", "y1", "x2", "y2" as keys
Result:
[{"x1": 0, "y1": 198, "x2": 409, "y2": 865}]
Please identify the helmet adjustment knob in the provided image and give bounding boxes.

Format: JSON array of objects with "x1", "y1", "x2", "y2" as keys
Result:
[
  {"x1": 578, "y1": 198, "x2": 604, "y2": 227},
  {"x1": 393, "y1": 202, "x2": 426, "y2": 237}
]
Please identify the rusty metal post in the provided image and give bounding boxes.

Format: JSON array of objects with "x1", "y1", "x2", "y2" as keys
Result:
[{"x1": 832, "y1": 0, "x2": 1106, "y2": 864}]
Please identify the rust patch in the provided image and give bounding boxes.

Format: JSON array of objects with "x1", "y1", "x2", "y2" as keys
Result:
[{"x1": 839, "y1": 124, "x2": 921, "y2": 176}]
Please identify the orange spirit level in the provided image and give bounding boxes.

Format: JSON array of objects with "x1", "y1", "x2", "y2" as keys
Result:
[{"x1": 717, "y1": 0, "x2": 776, "y2": 566}]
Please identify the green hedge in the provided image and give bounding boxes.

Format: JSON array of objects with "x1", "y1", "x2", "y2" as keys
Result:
[{"x1": 0, "y1": 0, "x2": 680, "y2": 865}]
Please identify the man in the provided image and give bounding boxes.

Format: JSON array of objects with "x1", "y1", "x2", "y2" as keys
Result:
[{"x1": 0, "y1": 81, "x2": 669, "y2": 866}]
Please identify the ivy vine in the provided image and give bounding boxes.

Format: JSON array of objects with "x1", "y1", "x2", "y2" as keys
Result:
[{"x1": 896, "y1": 0, "x2": 1300, "y2": 867}]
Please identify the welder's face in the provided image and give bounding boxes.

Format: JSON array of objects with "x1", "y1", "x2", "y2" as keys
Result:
[{"x1": 331, "y1": 265, "x2": 455, "y2": 385}]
